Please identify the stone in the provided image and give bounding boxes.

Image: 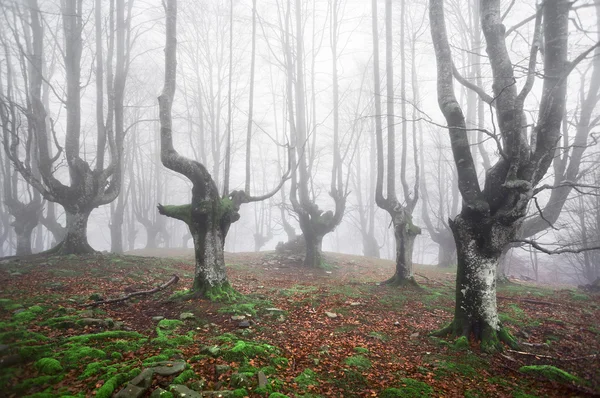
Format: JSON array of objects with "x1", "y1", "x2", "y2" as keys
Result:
[
  {"x1": 113, "y1": 321, "x2": 125, "y2": 330},
  {"x1": 79, "y1": 318, "x2": 108, "y2": 326},
  {"x1": 78, "y1": 310, "x2": 95, "y2": 318},
  {"x1": 151, "y1": 361, "x2": 186, "y2": 376},
  {"x1": 257, "y1": 371, "x2": 268, "y2": 388},
  {"x1": 180, "y1": 312, "x2": 195, "y2": 320},
  {"x1": 231, "y1": 315, "x2": 245, "y2": 321},
  {"x1": 325, "y1": 312, "x2": 338, "y2": 319},
  {"x1": 394, "y1": 321, "x2": 400, "y2": 327},
  {"x1": 170, "y1": 384, "x2": 202, "y2": 398},
  {"x1": 238, "y1": 320, "x2": 251, "y2": 328},
  {"x1": 410, "y1": 332, "x2": 420, "y2": 339},
  {"x1": 149, "y1": 388, "x2": 169, "y2": 398},
  {"x1": 130, "y1": 368, "x2": 154, "y2": 388},
  {"x1": 114, "y1": 383, "x2": 146, "y2": 398},
  {"x1": 215, "y1": 364, "x2": 231, "y2": 376},
  {"x1": 230, "y1": 372, "x2": 251, "y2": 388},
  {"x1": 152, "y1": 316, "x2": 165, "y2": 322},
  {"x1": 200, "y1": 345, "x2": 221, "y2": 357}
]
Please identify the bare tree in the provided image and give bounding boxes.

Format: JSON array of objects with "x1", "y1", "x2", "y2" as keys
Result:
[
  {"x1": 372, "y1": 0, "x2": 421, "y2": 285},
  {"x1": 157, "y1": 0, "x2": 288, "y2": 296},
  {"x1": 1, "y1": 0, "x2": 131, "y2": 254},
  {"x1": 429, "y1": 0, "x2": 597, "y2": 350}
]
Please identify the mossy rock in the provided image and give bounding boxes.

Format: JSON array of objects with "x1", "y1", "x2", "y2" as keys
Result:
[
  {"x1": 35, "y1": 358, "x2": 63, "y2": 375},
  {"x1": 344, "y1": 355, "x2": 372, "y2": 370},
  {"x1": 519, "y1": 365, "x2": 580, "y2": 384}
]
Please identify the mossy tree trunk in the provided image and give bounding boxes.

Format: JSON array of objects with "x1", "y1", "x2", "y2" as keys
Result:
[
  {"x1": 52, "y1": 210, "x2": 94, "y2": 255},
  {"x1": 434, "y1": 214, "x2": 518, "y2": 352},
  {"x1": 430, "y1": 0, "x2": 572, "y2": 350},
  {"x1": 384, "y1": 212, "x2": 421, "y2": 286}
]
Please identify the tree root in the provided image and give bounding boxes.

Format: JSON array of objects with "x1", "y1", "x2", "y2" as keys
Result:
[
  {"x1": 84, "y1": 274, "x2": 179, "y2": 307},
  {"x1": 430, "y1": 320, "x2": 520, "y2": 353},
  {"x1": 381, "y1": 274, "x2": 421, "y2": 288}
]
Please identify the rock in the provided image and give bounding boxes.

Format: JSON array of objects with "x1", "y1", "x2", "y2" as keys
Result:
[
  {"x1": 200, "y1": 345, "x2": 221, "y2": 357},
  {"x1": 325, "y1": 312, "x2": 338, "y2": 319},
  {"x1": 257, "y1": 371, "x2": 268, "y2": 388},
  {"x1": 78, "y1": 310, "x2": 95, "y2": 318},
  {"x1": 151, "y1": 361, "x2": 186, "y2": 376},
  {"x1": 170, "y1": 384, "x2": 202, "y2": 398},
  {"x1": 79, "y1": 318, "x2": 107, "y2": 326},
  {"x1": 410, "y1": 332, "x2": 420, "y2": 339},
  {"x1": 231, "y1": 315, "x2": 245, "y2": 321},
  {"x1": 114, "y1": 383, "x2": 146, "y2": 398},
  {"x1": 180, "y1": 312, "x2": 195, "y2": 320},
  {"x1": 215, "y1": 364, "x2": 231, "y2": 376},
  {"x1": 201, "y1": 392, "x2": 234, "y2": 397},
  {"x1": 238, "y1": 320, "x2": 251, "y2": 328},
  {"x1": 394, "y1": 321, "x2": 400, "y2": 327},
  {"x1": 230, "y1": 372, "x2": 251, "y2": 388},
  {"x1": 104, "y1": 318, "x2": 115, "y2": 328},
  {"x1": 113, "y1": 321, "x2": 125, "y2": 330},
  {"x1": 150, "y1": 388, "x2": 169, "y2": 398},
  {"x1": 152, "y1": 316, "x2": 165, "y2": 322},
  {"x1": 130, "y1": 368, "x2": 154, "y2": 389}
]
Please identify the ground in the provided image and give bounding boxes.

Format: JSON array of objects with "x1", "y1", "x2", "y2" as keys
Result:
[{"x1": 0, "y1": 249, "x2": 599, "y2": 397}]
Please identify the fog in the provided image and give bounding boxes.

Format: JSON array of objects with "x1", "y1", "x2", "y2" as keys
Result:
[{"x1": 1, "y1": 0, "x2": 599, "y2": 286}]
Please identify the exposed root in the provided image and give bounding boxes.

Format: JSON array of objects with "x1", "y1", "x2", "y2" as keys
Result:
[
  {"x1": 84, "y1": 274, "x2": 180, "y2": 307},
  {"x1": 430, "y1": 320, "x2": 519, "y2": 353},
  {"x1": 381, "y1": 274, "x2": 421, "y2": 288},
  {"x1": 430, "y1": 321, "x2": 455, "y2": 337}
]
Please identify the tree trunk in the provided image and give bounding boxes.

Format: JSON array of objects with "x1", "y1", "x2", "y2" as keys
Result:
[
  {"x1": 437, "y1": 236, "x2": 456, "y2": 268},
  {"x1": 303, "y1": 232, "x2": 323, "y2": 268},
  {"x1": 110, "y1": 205, "x2": 125, "y2": 253},
  {"x1": 15, "y1": 227, "x2": 33, "y2": 256},
  {"x1": 385, "y1": 212, "x2": 420, "y2": 285},
  {"x1": 436, "y1": 214, "x2": 518, "y2": 352},
  {"x1": 54, "y1": 210, "x2": 94, "y2": 254},
  {"x1": 362, "y1": 232, "x2": 380, "y2": 258},
  {"x1": 190, "y1": 211, "x2": 228, "y2": 292},
  {"x1": 145, "y1": 227, "x2": 159, "y2": 249}
]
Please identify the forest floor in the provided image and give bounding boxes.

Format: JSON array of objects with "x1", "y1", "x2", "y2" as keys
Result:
[{"x1": 0, "y1": 249, "x2": 599, "y2": 397}]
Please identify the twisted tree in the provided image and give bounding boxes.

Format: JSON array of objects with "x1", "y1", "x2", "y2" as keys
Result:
[
  {"x1": 429, "y1": 0, "x2": 598, "y2": 350},
  {"x1": 158, "y1": 0, "x2": 288, "y2": 295}
]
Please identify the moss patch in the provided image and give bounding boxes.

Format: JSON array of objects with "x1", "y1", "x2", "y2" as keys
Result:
[
  {"x1": 380, "y1": 378, "x2": 434, "y2": 397},
  {"x1": 35, "y1": 358, "x2": 63, "y2": 375},
  {"x1": 519, "y1": 365, "x2": 580, "y2": 384}
]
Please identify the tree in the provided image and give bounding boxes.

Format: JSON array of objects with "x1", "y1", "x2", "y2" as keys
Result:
[
  {"x1": 429, "y1": 0, "x2": 597, "y2": 350},
  {"x1": 157, "y1": 0, "x2": 288, "y2": 295},
  {"x1": 372, "y1": 0, "x2": 421, "y2": 285},
  {"x1": 1, "y1": 0, "x2": 131, "y2": 254}
]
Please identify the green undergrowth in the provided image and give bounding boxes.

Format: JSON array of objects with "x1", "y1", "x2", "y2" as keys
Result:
[
  {"x1": 154, "y1": 319, "x2": 194, "y2": 347},
  {"x1": 380, "y1": 378, "x2": 434, "y2": 397}
]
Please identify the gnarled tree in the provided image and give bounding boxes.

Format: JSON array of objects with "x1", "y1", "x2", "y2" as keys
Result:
[
  {"x1": 429, "y1": 0, "x2": 597, "y2": 350},
  {"x1": 157, "y1": 0, "x2": 288, "y2": 295}
]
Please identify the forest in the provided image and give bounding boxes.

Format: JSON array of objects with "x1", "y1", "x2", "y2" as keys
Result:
[{"x1": 0, "y1": 0, "x2": 599, "y2": 396}]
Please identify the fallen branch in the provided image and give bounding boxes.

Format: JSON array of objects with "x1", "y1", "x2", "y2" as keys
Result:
[
  {"x1": 506, "y1": 350, "x2": 598, "y2": 362},
  {"x1": 83, "y1": 274, "x2": 180, "y2": 307}
]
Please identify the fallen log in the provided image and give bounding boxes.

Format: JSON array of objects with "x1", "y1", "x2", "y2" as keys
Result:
[{"x1": 83, "y1": 274, "x2": 179, "y2": 307}]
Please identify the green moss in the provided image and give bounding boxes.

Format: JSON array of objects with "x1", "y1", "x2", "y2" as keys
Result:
[
  {"x1": 353, "y1": 347, "x2": 369, "y2": 354},
  {"x1": 368, "y1": 331, "x2": 389, "y2": 342},
  {"x1": 172, "y1": 369, "x2": 196, "y2": 384},
  {"x1": 205, "y1": 283, "x2": 242, "y2": 303},
  {"x1": 35, "y1": 358, "x2": 63, "y2": 375},
  {"x1": 79, "y1": 361, "x2": 110, "y2": 379},
  {"x1": 453, "y1": 336, "x2": 469, "y2": 351},
  {"x1": 41, "y1": 316, "x2": 79, "y2": 329},
  {"x1": 271, "y1": 357, "x2": 289, "y2": 368},
  {"x1": 157, "y1": 319, "x2": 183, "y2": 333},
  {"x1": 434, "y1": 360, "x2": 476, "y2": 378},
  {"x1": 66, "y1": 331, "x2": 143, "y2": 344},
  {"x1": 570, "y1": 292, "x2": 589, "y2": 301},
  {"x1": 0, "y1": 330, "x2": 49, "y2": 344},
  {"x1": 294, "y1": 369, "x2": 319, "y2": 389},
  {"x1": 381, "y1": 378, "x2": 434, "y2": 398},
  {"x1": 222, "y1": 340, "x2": 279, "y2": 363},
  {"x1": 344, "y1": 355, "x2": 372, "y2": 370},
  {"x1": 519, "y1": 365, "x2": 580, "y2": 384},
  {"x1": 95, "y1": 368, "x2": 140, "y2": 398},
  {"x1": 160, "y1": 204, "x2": 192, "y2": 225},
  {"x1": 14, "y1": 310, "x2": 38, "y2": 322},
  {"x1": 19, "y1": 344, "x2": 53, "y2": 360},
  {"x1": 218, "y1": 303, "x2": 257, "y2": 316},
  {"x1": 62, "y1": 344, "x2": 106, "y2": 365},
  {"x1": 233, "y1": 389, "x2": 249, "y2": 398},
  {"x1": 268, "y1": 394, "x2": 290, "y2": 398}
]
